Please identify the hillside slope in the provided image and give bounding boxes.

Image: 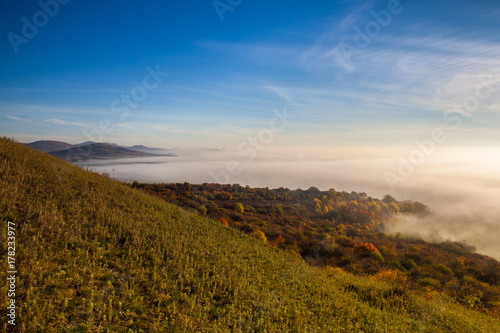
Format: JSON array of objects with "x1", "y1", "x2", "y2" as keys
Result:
[{"x1": 1, "y1": 137, "x2": 500, "y2": 332}]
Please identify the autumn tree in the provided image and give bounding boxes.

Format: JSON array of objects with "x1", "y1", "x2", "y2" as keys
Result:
[
  {"x1": 270, "y1": 235, "x2": 285, "y2": 247},
  {"x1": 250, "y1": 229, "x2": 267, "y2": 243},
  {"x1": 218, "y1": 217, "x2": 229, "y2": 227},
  {"x1": 234, "y1": 202, "x2": 244, "y2": 214},
  {"x1": 383, "y1": 194, "x2": 397, "y2": 204},
  {"x1": 354, "y1": 242, "x2": 384, "y2": 261}
]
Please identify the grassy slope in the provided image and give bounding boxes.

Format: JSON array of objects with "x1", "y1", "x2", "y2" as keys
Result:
[{"x1": 1, "y1": 137, "x2": 499, "y2": 332}]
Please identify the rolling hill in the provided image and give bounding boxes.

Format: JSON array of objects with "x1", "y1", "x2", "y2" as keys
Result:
[
  {"x1": 25, "y1": 140, "x2": 175, "y2": 161},
  {"x1": 26, "y1": 140, "x2": 75, "y2": 152},
  {"x1": 48, "y1": 143, "x2": 160, "y2": 161},
  {"x1": 1, "y1": 137, "x2": 500, "y2": 332},
  {"x1": 127, "y1": 144, "x2": 172, "y2": 155}
]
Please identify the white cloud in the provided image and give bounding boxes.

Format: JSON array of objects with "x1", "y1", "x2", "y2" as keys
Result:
[
  {"x1": 115, "y1": 123, "x2": 139, "y2": 130},
  {"x1": 44, "y1": 118, "x2": 87, "y2": 127},
  {"x1": 308, "y1": 33, "x2": 500, "y2": 114},
  {"x1": 264, "y1": 85, "x2": 297, "y2": 105},
  {"x1": 337, "y1": 1, "x2": 375, "y2": 31},
  {"x1": 6, "y1": 115, "x2": 26, "y2": 121}
]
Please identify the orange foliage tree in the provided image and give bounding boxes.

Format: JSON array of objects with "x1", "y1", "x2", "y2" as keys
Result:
[
  {"x1": 218, "y1": 217, "x2": 229, "y2": 227},
  {"x1": 270, "y1": 235, "x2": 286, "y2": 247},
  {"x1": 354, "y1": 242, "x2": 382, "y2": 257}
]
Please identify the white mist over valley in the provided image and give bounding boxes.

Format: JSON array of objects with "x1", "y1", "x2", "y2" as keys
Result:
[{"x1": 80, "y1": 146, "x2": 500, "y2": 260}]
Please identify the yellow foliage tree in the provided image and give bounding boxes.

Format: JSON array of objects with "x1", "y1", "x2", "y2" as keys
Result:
[{"x1": 250, "y1": 229, "x2": 267, "y2": 243}]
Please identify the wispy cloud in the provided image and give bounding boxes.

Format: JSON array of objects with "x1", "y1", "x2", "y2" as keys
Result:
[
  {"x1": 337, "y1": 1, "x2": 375, "y2": 31},
  {"x1": 299, "y1": 30, "x2": 500, "y2": 113},
  {"x1": 44, "y1": 118, "x2": 87, "y2": 127},
  {"x1": 199, "y1": 18, "x2": 500, "y2": 120},
  {"x1": 264, "y1": 85, "x2": 296, "y2": 105},
  {"x1": 115, "y1": 123, "x2": 139, "y2": 130},
  {"x1": 6, "y1": 115, "x2": 26, "y2": 121}
]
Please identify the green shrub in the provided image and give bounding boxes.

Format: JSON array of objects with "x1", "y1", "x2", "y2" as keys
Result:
[
  {"x1": 433, "y1": 263, "x2": 454, "y2": 275},
  {"x1": 402, "y1": 259, "x2": 417, "y2": 270},
  {"x1": 418, "y1": 277, "x2": 441, "y2": 290}
]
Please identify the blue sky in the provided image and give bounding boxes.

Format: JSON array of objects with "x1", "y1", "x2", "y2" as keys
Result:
[{"x1": 1, "y1": 0, "x2": 500, "y2": 149}]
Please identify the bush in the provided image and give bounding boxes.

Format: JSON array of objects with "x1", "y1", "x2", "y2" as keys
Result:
[
  {"x1": 418, "y1": 277, "x2": 441, "y2": 290},
  {"x1": 234, "y1": 202, "x2": 245, "y2": 214},
  {"x1": 374, "y1": 269, "x2": 408, "y2": 286},
  {"x1": 389, "y1": 261, "x2": 405, "y2": 271},
  {"x1": 433, "y1": 263, "x2": 453, "y2": 275},
  {"x1": 368, "y1": 250, "x2": 384, "y2": 262},
  {"x1": 336, "y1": 235, "x2": 353, "y2": 247},
  {"x1": 402, "y1": 259, "x2": 417, "y2": 270},
  {"x1": 461, "y1": 292, "x2": 483, "y2": 309},
  {"x1": 354, "y1": 243, "x2": 383, "y2": 261},
  {"x1": 250, "y1": 229, "x2": 267, "y2": 243},
  {"x1": 218, "y1": 217, "x2": 229, "y2": 227}
]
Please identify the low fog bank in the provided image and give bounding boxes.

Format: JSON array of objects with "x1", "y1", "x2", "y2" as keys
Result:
[
  {"x1": 80, "y1": 147, "x2": 500, "y2": 260},
  {"x1": 385, "y1": 172, "x2": 500, "y2": 260}
]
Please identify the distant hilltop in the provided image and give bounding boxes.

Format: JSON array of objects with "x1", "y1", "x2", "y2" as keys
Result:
[{"x1": 25, "y1": 140, "x2": 176, "y2": 161}]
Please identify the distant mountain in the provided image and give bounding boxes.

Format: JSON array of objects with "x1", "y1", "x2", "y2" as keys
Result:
[
  {"x1": 128, "y1": 144, "x2": 152, "y2": 151},
  {"x1": 72, "y1": 142, "x2": 175, "y2": 155},
  {"x1": 26, "y1": 140, "x2": 177, "y2": 159},
  {"x1": 128, "y1": 144, "x2": 176, "y2": 156},
  {"x1": 75, "y1": 141, "x2": 96, "y2": 146},
  {"x1": 48, "y1": 143, "x2": 160, "y2": 161},
  {"x1": 76, "y1": 141, "x2": 123, "y2": 148},
  {"x1": 26, "y1": 140, "x2": 75, "y2": 152}
]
